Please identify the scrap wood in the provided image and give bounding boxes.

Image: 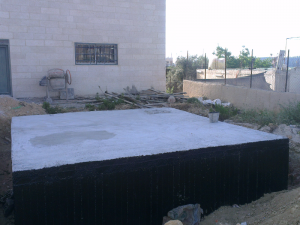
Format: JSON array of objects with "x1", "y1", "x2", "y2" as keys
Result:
[
  {"x1": 84, "y1": 87, "x2": 187, "y2": 108},
  {"x1": 104, "y1": 93, "x2": 150, "y2": 108}
]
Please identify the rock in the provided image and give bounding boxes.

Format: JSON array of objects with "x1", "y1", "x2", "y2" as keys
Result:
[
  {"x1": 168, "y1": 96, "x2": 176, "y2": 104},
  {"x1": 213, "y1": 99, "x2": 222, "y2": 105},
  {"x1": 259, "y1": 125, "x2": 271, "y2": 133},
  {"x1": 165, "y1": 204, "x2": 203, "y2": 225},
  {"x1": 164, "y1": 220, "x2": 183, "y2": 225},
  {"x1": 198, "y1": 97, "x2": 203, "y2": 103},
  {"x1": 203, "y1": 99, "x2": 213, "y2": 105},
  {"x1": 241, "y1": 223, "x2": 247, "y2": 225},
  {"x1": 222, "y1": 102, "x2": 231, "y2": 107},
  {"x1": 273, "y1": 124, "x2": 300, "y2": 152}
]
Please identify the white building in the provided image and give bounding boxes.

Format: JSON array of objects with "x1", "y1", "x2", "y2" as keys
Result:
[{"x1": 0, "y1": 0, "x2": 166, "y2": 98}]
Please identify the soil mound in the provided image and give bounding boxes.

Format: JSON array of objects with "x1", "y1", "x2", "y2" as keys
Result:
[{"x1": 0, "y1": 95, "x2": 45, "y2": 138}]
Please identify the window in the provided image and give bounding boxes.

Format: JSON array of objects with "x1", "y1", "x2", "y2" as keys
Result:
[{"x1": 75, "y1": 43, "x2": 118, "y2": 65}]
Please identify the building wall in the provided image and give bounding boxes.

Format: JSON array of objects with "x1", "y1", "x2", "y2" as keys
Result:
[
  {"x1": 0, "y1": 0, "x2": 166, "y2": 98},
  {"x1": 183, "y1": 80, "x2": 300, "y2": 111}
]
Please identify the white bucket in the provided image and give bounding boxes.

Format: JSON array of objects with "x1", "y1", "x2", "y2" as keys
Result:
[{"x1": 209, "y1": 112, "x2": 219, "y2": 123}]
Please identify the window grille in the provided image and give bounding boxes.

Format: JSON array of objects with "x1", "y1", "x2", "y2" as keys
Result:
[{"x1": 75, "y1": 43, "x2": 118, "y2": 65}]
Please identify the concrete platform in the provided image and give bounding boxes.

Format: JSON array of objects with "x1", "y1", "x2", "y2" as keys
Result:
[
  {"x1": 11, "y1": 108, "x2": 289, "y2": 225},
  {"x1": 12, "y1": 108, "x2": 285, "y2": 172}
]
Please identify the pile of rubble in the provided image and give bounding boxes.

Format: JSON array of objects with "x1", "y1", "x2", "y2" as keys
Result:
[
  {"x1": 197, "y1": 97, "x2": 231, "y2": 107},
  {"x1": 75, "y1": 87, "x2": 188, "y2": 109}
]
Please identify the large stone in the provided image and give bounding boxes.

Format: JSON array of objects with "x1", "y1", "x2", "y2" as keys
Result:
[
  {"x1": 165, "y1": 204, "x2": 203, "y2": 225},
  {"x1": 168, "y1": 96, "x2": 176, "y2": 103},
  {"x1": 164, "y1": 220, "x2": 183, "y2": 225},
  {"x1": 273, "y1": 124, "x2": 300, "y2": 152}
]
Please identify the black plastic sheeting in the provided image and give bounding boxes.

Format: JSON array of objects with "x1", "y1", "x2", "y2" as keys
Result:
[{"x1": 13, "y1": 139, "x2": 289, "y2": 225}]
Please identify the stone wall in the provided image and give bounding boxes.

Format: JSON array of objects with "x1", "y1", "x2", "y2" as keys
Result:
[
  {"x1": 0, "y1": 0, "x2": 166, "y2": 98},
  {"x1": 183, "y1": 80, "x2": 300, "y2": 111}
]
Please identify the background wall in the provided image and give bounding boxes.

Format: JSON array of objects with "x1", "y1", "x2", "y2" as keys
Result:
[
  {"x1": 0, "y1": 0, "x2": 166, "y2": 98},
  {"x1": 183, "y1": 80, "x2": 300, "y2": 111}
]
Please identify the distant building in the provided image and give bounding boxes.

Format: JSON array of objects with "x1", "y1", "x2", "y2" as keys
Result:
[{"x1": 166, "y1": 57, "x2": 173, "y2": 67}]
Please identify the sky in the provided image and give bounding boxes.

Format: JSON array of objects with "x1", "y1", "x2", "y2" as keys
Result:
[{"x1": 166, "y1": 0, "x2": 300, "y2": 61}]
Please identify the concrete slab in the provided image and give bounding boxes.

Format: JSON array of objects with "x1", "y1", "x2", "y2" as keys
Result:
[{"x1": 12, "y1": 108, "x2": 285, "y2": 172}]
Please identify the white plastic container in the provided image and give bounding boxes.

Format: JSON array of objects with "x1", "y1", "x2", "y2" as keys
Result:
[{"x1": 208, "y1": 112, "x2": 219, "y2": 123}]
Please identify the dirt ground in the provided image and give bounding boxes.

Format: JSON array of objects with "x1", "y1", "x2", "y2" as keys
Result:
[{"x1": 1, "y1": 96, "x2": 300, "y2": 225}]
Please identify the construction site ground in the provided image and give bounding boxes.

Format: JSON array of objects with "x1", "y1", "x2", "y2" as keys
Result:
[{"x1": 1, "y1": 95, "x2": 300, "y2": 225}]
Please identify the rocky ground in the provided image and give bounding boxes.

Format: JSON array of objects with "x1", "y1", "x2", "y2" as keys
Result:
[{"x1": 1, "y1": 96, "x2": 300, "y2": 225}]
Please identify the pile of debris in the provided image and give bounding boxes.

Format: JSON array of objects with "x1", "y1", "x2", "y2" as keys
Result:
[
  {"x1": 198, "y1": 97, "x2": 231, "y2": 107},
  {"x1": 0, "y1": 95, "x2": 46, "y2": 142},
  {"x1": 76, "y1": 87, "x2": 188, "y2": 109}
]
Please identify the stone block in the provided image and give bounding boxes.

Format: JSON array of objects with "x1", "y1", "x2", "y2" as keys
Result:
[
  {"x1": 25, "y1": 40, "x2": 44, "y2": 46},
  {"x1": 41, "y1": 7, "x2": 60, "y2": 15},
  {"x1": 60, "y1": 88, "x2": 75, "y2": 99},
  {"x1": 28, "y1": 27, "x2": 46, "y2": 34}
]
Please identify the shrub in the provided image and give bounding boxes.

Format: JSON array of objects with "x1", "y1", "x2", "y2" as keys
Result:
[
  {"x1": 42, "y1": 102, "x2": 63, "y2": 114},
  {"x1": 187, "y1": 97, "x2": 199, "y2": 104},
  {"x1": 214, "y1": 104, "x2": 238, "y2": 121},
  {"x1": 85, "y1": 104, "x2": 96, "y2": 111},
  {"x1": 278, "y1": 102, "x2": 300, "y2": 125}
]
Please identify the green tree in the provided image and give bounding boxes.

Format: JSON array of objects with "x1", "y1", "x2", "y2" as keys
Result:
[
  {"x1": 166, "y1": 55, "x2": 208, "y2": 92},
  {"x1": 253, "y1": 57, "x2": 272, "y2": 68},
  {"x1": 238, "y1": 47, "x2": 251, "y2": 68},
  {"x1": 212, "y1": 46, "x2": 240, "y2": 68}
]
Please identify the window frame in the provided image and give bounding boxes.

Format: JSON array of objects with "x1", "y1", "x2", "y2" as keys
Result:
[{"x1": 75, "y1": 43, "x2": 118, "y2": 65}]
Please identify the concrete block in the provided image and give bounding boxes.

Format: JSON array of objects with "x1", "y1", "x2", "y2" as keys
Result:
[
  {"x1": 60, "y1": 88, "x2": 75, "y2": 99},
  {"x1": 32, "y1": 34, "x2": 53, "y2": 40},
  {"x1": 46, "y1": 27, "x2": 62, "y2": 34},
  {"x1": 45, "y1": 40, "x2": 64, "y2": 47},
  {"x1": 2, "y1": 5, "x2": 21, "y2": 13},
  {"x1": 0, "y1": 31, "x2": 13, "y2": 39},
  {"x1": 20, "y1": 5, "x2": 41, "y2": 14},
  {"x1": 28, "y1": 27, "x2": 46, "y2": 34},
  {"x1": 10, "y1": 39, "x2": 26, "y2": 46},
  {"x1": 11, "y1": 109, "x2": 288, "y2": 224},
  {"x1": 40, "y1": 21, "x2": 59, "y2": 28},
  {"x1": 41, "y1": 8, "x2": 60, "y2": 15},
  {"x1": 26, "y1": 40, "x2": 44, "y2": 46},
  {"x1": 9, "y1": 26, "x2": 27, "y2": 33},
  {"x1": 13, "y1": 33, "x2": 34, "y2": 40},
  {"x1": 10, "y1": 12, "x2": 30, "y2": 19},
  {"x1": 0, "y1": 25, "x2": 8, "y2": 32}
]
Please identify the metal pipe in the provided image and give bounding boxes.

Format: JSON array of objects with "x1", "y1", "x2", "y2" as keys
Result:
[
  {"x1": 250, "y1": 49, "x2": 253, "y2": 88},
  {"x1": 225, "y1": 49, "x2": 227, "y2": 85},
  {"x1": 205, "y1": 53, "x2": 206, "y2": 82},
  {"x1": 285, "y1": 50, "x2": 290, "y2": 92}
]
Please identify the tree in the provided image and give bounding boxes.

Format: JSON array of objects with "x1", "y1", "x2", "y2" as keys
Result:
[
  {"x1": 253, "y1": 58, "x2": 272, "y2": 68},
  {"x1": 213, "y1": 46, "x2": 239, "y2": 68},
  {"x1": 238, "y1": 47, "x2": 251, "y2": 68},
  {"x1": 166, "y1": 55, "x2": 208, "y2": 92},
  {"x1": 212, "y1": 45, "x2": 272, "y2": 69}
]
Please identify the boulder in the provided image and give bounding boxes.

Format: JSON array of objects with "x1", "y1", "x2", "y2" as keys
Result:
[
  {"x1": 168, "y1": 96, "x2": 176, "y2": 104},
  {"x1": 213, "y1": 99, "x2": 222, "y2": 105},
  {"x1": 164, "y1": 220, "x2": 183, "y2": 225},
  {"x1": 163, "y1": 204, "x2": 203, "y2": 225}
]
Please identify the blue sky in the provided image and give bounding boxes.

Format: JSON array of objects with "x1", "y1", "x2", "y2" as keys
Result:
[{"x1": 166, "y1": 0, "x2": 300, "y2": 60}]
